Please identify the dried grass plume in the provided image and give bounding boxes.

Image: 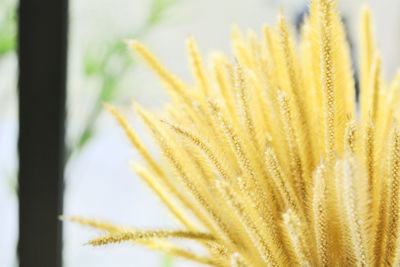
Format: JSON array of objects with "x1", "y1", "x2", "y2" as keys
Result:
[{"x1": 67, "y1": 0, "x2": 400, "y2": 266}]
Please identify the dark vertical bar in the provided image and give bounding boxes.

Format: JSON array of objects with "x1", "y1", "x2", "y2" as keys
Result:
[{"x1": 18, "y1": 0, "x2": 68, "y2": 266}]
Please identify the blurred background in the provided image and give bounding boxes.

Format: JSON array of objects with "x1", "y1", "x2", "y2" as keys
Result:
[{"x1": 1, "y1": 0, "x2": 400, "y2": 266}]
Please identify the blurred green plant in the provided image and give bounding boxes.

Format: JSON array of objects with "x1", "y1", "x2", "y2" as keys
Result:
[
  {"x1": 0, "y1": 0, "x2": 16, "y2": 57},
  {"x1": 162, "y1": 256, "x2": 173, "y2": 267},
  {"x1": 67, "y1": 1, "x2": 182, "y2": 266},
  {"x1": 0, "y1": 1, "x2": 18, "y2": 266},
  {"x1": 67, "y1": 0, "x2": 181, "y2": 160},
  {"x1": 0, "y1": 0, "x2": 17, "y2": 195}
]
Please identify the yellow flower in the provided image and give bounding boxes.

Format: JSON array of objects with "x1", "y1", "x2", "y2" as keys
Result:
[{"x1": 68, "y1": 0, "x2": 400, "y2": 265}]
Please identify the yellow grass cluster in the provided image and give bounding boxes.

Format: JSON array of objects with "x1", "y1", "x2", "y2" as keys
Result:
[{"x1": 70, "y1": 0, "x2": 400, "y2": 265}]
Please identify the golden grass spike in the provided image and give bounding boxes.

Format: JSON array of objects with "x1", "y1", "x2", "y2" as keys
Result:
[
  {"x1": 277, "y1": 11, "x2": 315, "y2": 182},
  {"x1": 383, "y1": 128, "x2": 400, "y2": 265},
  {"x1": 299, "y1": 19, "x2": 323, "y2": 163},
  {"x1": 233, "y1": 64, "x2": 259, "y2": 152},
  {"x1": 88, "y1": 229, "x2": 216, "y2": 246},
  {"x1": 318, "y1": 0, "x2": 336, "y2": 162},
  {"x1": 231, "y1": 26, "x2": 254, "y2": 69},
  {"x1": 374, "y1": 172, "x2": 389, "y2": 265},
  {"x1": 128, "y1": 41, "x2": 187, "y2": 96},
  {"x1": 104, "y1": 104, "x2": 164, "y2": 178},
  {"x1": 335, "y1": 158, "x2": 371, "y2": 266},
  {"x1": 313, "y1": 163, "x2": 328, "y2": 267},
  {"x1": 282, "y1": 209, "x2": 312, "y2": 266},
  {"x1": 330, "y1": 8, "x2": 353, "y2": 155},
  {"x1": 131, "y1": 163, "x2": 197, "y2": 230},
  {"x1": 216, "y1": 180, "x2": 282, "y2": 267},
  {"x1": 277, "y1": 11, "x2": 300, "y2": 97},
  {"x1": 331, "y1": 10, "x2": 356, "y2": 120},
  {"x1": 360, "y1": 6, "x2": 376, "y2": 96},
  {"x1": 211, "y1": 53, "x2": 236, "y2": 120},
  {"x1": 371, "y1": 55, "x2": 382, "y2": 123},
  {"x1": 66, "y1": 216, "x2": 221, "y2": 265},
  {"x1": 344, "y1": 119, "x2": 357, "y2": 154},
  {"x1": 306, "y1": 0, "x2": 326, "y2": 159},
  {"x1": 186, "y1": 36, "x2": 211, "y2": 97},
  {"x1": 364, "y1": 120, "x2": 377, "y2": 218},
  {"x1": 161, "y1": 120, "x2": 232, "y2": 184},
  {"x1": 277, "y1": 90, "x2": 305, "y2": 200},
  {"x1": 265, "y1": 145, "x2": 304, "y2": 219}
]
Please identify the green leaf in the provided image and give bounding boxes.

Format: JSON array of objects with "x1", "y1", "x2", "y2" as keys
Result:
[
  {"x1": 0, "y1": 1, "x2": 17, "y2": 56},
  {"x1": 0, "y1": 34, "x2": 15, "y2": 55},
  {"x1": 77, "y1": 128, "x2": 94, "y2": 150},
  {"x1": 83, "y1": 52, "x2": 102, "y2": 76},
  {"x1": 162, "y1": 255, "x2": 173, "y2": 267}
]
